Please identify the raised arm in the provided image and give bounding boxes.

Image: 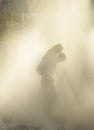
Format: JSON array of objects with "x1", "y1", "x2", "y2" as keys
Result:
[{"x1": 37, "y1": 44, "x2": 64, "y2": 75}]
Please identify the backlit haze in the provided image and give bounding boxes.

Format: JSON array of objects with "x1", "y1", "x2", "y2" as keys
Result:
[{"x1": 0, "y1": 0, "x2": 94, "y2": 128}]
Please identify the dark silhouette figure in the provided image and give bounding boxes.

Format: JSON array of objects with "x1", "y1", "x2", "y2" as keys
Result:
[{"x1": 37, "y1": 44, "x2": 66, "y2": 116}]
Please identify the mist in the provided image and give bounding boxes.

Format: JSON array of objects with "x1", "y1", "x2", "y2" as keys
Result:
[{"x1": 0, "y1": 0, "x2": 94, "y2": 129}]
